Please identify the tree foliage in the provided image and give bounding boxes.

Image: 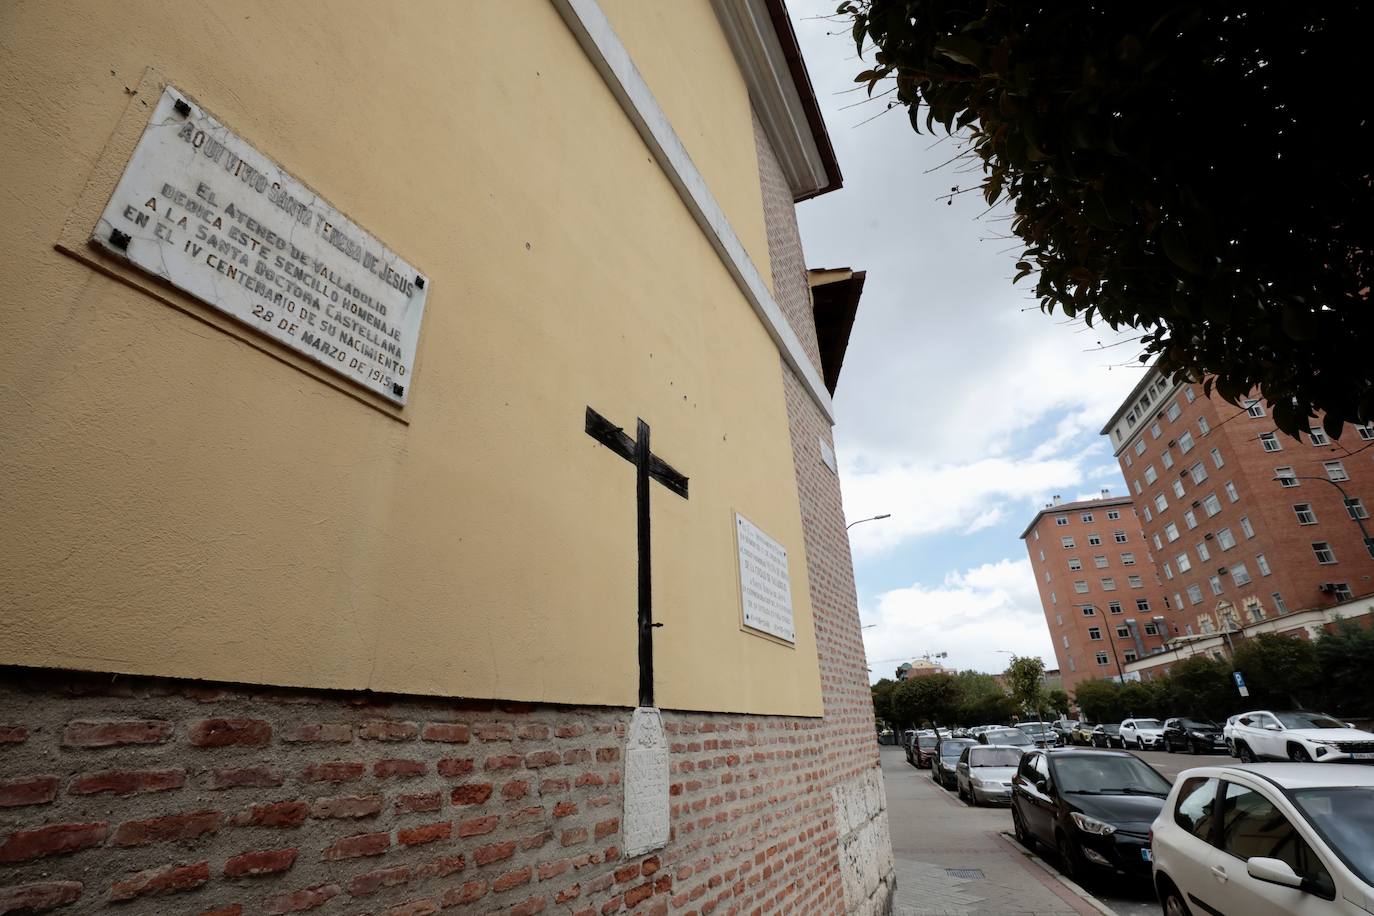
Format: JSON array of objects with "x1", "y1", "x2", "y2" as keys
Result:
[
  {"x1": 1313, "y1": 621, "x2": 1374, "y2": 716},
  {"x1": 1233, "y1": 633, "x2": 1321, "y2": 709},
  {"x1": 841, "y1": 2, "x2": 1374, "y2": 433},
  {"x1": 1004, "y1": 655, "x2": 1047, "y2": 719},
  {"x1": 870, "y1": 677, "x2": 900, "y2": 726}
]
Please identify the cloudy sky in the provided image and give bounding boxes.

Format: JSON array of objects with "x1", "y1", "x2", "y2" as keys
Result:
[{"x1": 788, "y1": 3, "x2": 1146, "y2": 681}]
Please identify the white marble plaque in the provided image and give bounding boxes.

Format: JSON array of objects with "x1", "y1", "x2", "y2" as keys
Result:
[
  {"x1": 818, "y1": 436, "x2": 838, "y2": 473},
  {"x1": 735, "y1": 512, "x2": 796, "y2": 644},
  {"x1": 623, "y1": 707, "x2": 669, "y2": 857},
  {"x1": 92, "y1": 86, "x2": 429, "y2": 405}
]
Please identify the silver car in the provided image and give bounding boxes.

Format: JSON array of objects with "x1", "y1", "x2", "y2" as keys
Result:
[{"x1": 956, "y1": 745, "x2": 1024, "y2": 806}]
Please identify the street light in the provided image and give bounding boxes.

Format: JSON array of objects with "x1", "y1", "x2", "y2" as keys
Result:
[
  {"x1": 1273, "y1": 475, "x2": 1374, "y2": 560},
  {"x1": 846, "y1": 513, "x2": 891, "y2": 531}
]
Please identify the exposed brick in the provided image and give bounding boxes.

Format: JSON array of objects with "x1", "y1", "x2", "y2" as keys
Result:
[
  {"x1": 112, "y1": 811, "x2": 219, "y2": 846},
  {"x1": 347, "y1": 865, "x2": 410, "y2": 897},
  {"x1": 555, "y1": 883, "x2": 582, "y2": 904},
  {"x1": 575, "y1": 772, "x2": 604, "y2": 788},
  {"x1": 473, "y1": 841, "x2": 516, "y2": 866},
  {"x1": 501, "y1": 779, "x2": 530, "y2": 800},
  {"x1": 614, "y1": 863, "x2": 640, "y2": 884},
  {"x1": 440, "y1": 881, "x2": 487, "y2": 907},
  {"x1": 357, "y1": 720, "x2": 417, "y2": 741},
  {"x1": 310, "y1": 794, "x2": 382, "y2": 819},
  {"x1": 374, "y1": 758, "x2": 426, "y2": 779},
  {"x1": 555, "y1": 724, "x2": 586, "y2": 738},
  {"x1": 0, "y1": 726, "x2": 28, "y2": 744},
  {"x1": 300, "y1": 760, "x2": 364, "y2": 783},
  {"x1": 474, "y1": 723, "x2": 512, "y2": 742},
  {"x1": 281, "y1": 723, "x2": 351, "y2": 743},
  {"x1": 109, "y1": 861, "x2": 210, "y2": 901},
  {"x1": 208, "y1": 766, "x2": 281, "y2": 790},
  {"x1": 0, "y1": 822, "x2": 107, "y2": 862},
  {"x1": 397, "y1": 821, "x2": 451, "y2": 846},
  {"x1": 381, "y1": 898, "x2": 439, "y2": 916},
  {"x1": 0, "y1": 775, "x2": 59, "y2": 808},
  {"x1": 508, "y1": 896, "x2": 547, "y2": 916},
  {"x1": 0, "y1": 881, "x2": 83, "y2": 913},
  {"x1": 323, "y1": 832, "x2": 389, "y2": 860},
  {"x1": 450, "y1": 784, "x2": 493, "y2": 806},
  {"x1": 600, "y1": 894, "x2": 622, "y2": 915},
  {"x1": 524, "y1": 751, "x2": 560, "y2": 769},
  {"x1": 539, "y1": 777, "x2": 570, "y2": 796},
  {"x1": 594, "y1": 818, "x2": 619, "y2": 840},
  {"x1": 553, "y1": 801, "x2": 578, "y2": 818},
  {"x1": 420, "y1": 723, "x2": 469, "y2": 743},
  {"x1": 224, "y1": 848, "x2": 298, "y2": 877},
  {"x1": 517, "y1": 724, "x2": 549, "y2": 740},
  {"x1": 595, "y1": 747, "x2": 620, "y2": 763},
  {"x1": 507, "y1": 806, "x2": 544, "y2": 827},
  {"x1": 231, "y1": 801, "x2": 309, "y2": 829},
  {"x1": 62, "y1": 719, "x2": 171, "y2": 748},
  {"x1": 395, "y1": 791, "x2": 442, "y2": 814},
  {"x1": 484, "y1": 754, "x2": 521, "y2": 771},
  {"x1": 188, "y1": 718, "x2": 272, "y2": 748},
  {"x1": 70, "y1": 768, "x2": 185, "y2": 797},
  {"x1": 413, "y1": 854, "x2": 465, "y2": 879},
  {"x1": 562, "y1": 748, "x2": 591, "y2": 765},
  {"x1": 263, "y1": 884, "x2": 341, "y2": 914},
  {"x1": 560, "y1": 827, "x2": 588, "y2": 848},
  {"x1": 492, "y1": 866, "x2": 532, "y2": 893},
  {"x1": 519, "y1": 829, "x2": 552, "y2": 851},
  {"x1": 199, "y1": 907, "x2": 243, "y2": 916},
  {"x1": 457, "y1": 815, "x2": 499, "y2": 838},
  {"x1": 640, "y1": 856, "x2": 660, "y2": 876},
  {"x1": 436, "y1": 757, "x2": 474, "y2": 777},
  {"x1": 624, "y1": 881, "x2": 653, "y2": 907}
]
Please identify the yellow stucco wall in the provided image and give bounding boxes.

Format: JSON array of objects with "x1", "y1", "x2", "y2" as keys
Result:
[{"x1": 0, "y1": 0, "x2": 821, "y2": 716}]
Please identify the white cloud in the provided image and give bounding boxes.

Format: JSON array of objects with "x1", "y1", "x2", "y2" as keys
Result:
[{"x1": 862, "y1": 558, "x2": 1055, "y2": 681}]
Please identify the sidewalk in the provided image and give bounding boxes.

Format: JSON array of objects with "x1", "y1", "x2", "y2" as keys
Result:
[{"x1": 879, "y1": 747, "x2": 1104, "y2": 916}]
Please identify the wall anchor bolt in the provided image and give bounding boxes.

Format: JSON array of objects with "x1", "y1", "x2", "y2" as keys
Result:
[
  {"x1": 109, "y1": 228, "x2": 131, "y2": 251},
  {"x1": 173, "y1": 98, "x2": 191, "y2": 118}
]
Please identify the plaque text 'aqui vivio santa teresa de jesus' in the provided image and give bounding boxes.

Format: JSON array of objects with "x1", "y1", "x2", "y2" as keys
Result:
[
  {"x1": 93, "y1": 86, "x2": 429, "y2": 406},
  {"x1": 735, "y1": 512, "x2": 796, "y2": 644}
]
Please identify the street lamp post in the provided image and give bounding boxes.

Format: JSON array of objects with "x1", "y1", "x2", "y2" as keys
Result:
[
  {"x1": 846, "y1": 513, "x2": 891, "y2": 531},
  {"x1": 1274, "y1": 475, "x2": 1374, "y2": 559}
]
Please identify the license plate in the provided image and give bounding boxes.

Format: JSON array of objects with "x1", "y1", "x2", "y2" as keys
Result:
[
  {"x1": 1352, "y1": 753, "x2": 1374, "y2": 759},
  {"x1": 1141, "y1": 848, "x2": 1153, "y2": 862}
]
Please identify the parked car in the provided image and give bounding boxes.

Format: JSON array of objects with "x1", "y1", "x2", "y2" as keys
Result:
[
  {"x1": 900, "y1": 729, "x2": 916, "y2": 750},
  {"x1": 1161, "y1": 717, "x2": 1226, "y2": 755},
  {"x1": 1151, "y1": 763, "x2": 1374, "y2": 916},
  {"x1": 1119, "y1": 717, "x2": 1166, "y2": 750},
  {"x1": 978, "y1": 727, "x2": 1034, "y2": 749},
  {"x1": 1011, "y1": 748, "x2": 1170, "y2": 884},
  {"x1": 908, "y1": 732, "x2": 942, "y2": 768},
  {"x1": 1052, "y1": 719, "x2": 1080, "y2": 743},
  {"x1": 1070, "y1": 722, "x2": 1098, "y2": 746},
  {"x1": 956, "y1": 745, "x2": 1024, "y2": 806},
  {"x1": 932, "y1": 737, "x2": 977, "y2": 790},
  {"x1": 1019, "y1": 722, "x2": 1062, "y2": 748},
  {"x1": 1090, "y1": 724, "x2": 1124, "y2": 748},
  {"x1": 1230, "y1": 710, "x2": 1374, "y2": 764},
  {"x1": 1223, "y1": 713, "x2": 1244, "y2": 755}
]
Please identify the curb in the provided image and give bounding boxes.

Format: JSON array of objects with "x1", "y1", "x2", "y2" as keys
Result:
[{"x1": 998, "y1": 832, "x2": 1118, "y2": 916}]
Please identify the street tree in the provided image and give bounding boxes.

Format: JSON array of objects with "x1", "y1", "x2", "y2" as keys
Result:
[
  {"x1": 840, "y1": 2, "x2": 1374, "y2": 433},
  {"x1": 871, "y1": 677, "x2": 900, "y2": 727},
  {"x1": 1004, "y1": 655, "x2": 1047, "y2": 722},
  {"x1": 1233, "y1": 633, "x2": 1321, "y2": 709}
]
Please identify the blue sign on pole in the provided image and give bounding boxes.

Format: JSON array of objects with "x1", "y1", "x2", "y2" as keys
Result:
[{"x1": 1233, "y1": 671, "x2": 1245, "y2": 688}]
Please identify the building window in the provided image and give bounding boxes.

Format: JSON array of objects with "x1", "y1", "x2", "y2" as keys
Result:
[
  {"x1": 1325, "y1": 460, "x2": 1350, "y2": 482},
  {"x1": 1161, "y1": 451, "x2": 1175, "y2": 469},
  {"x1": 1081, "y1": 512, "x2": 1094, "y2": 522},
  {"x1": 1124, "y1": 452, "x2": 1133, "y2": 467},
  {"x1": 1116, "y1": 625, "x2": 1130, "y2": 638},
  {"x1": 1135, "y1": 598, "x2": 1150, "y2": 611},
  {"x1": 1056, "y1": 613, "x2": 1063, "y2": 625},
  {"x1": 1144, "y1": 465, "x2": 1158, "y2": 485},
  {"x1": 1163, "y1": 562, "x2": 1174, "y2": 580},
  {"x1": 1225, "y1": 481, "x2": 1239, "y2": 503},
  {"x1": 1051, "y1": 592, "x2": 1057, "y2": 604},
  {"x1": 1114, "y1": 530, "x2": 1128, "y2": 543},
  {"x1": 1231, "y1": 562, "x2": 1252, "y2": 586},
  {"x1": 1121, "y1": 552, "x2": 1135, "y2": 566},
  {"x1": 1331, "y1": 583, "x2": 1354, "y2": 600},
  {"x1": 1062, "y1": 536, "x2": 1075, "y2": 548},
  {"x1": 1100, "y1": 577, "x2": 1117, "y2": 591},
  {"x1": 1135, "y1": 440, "x2": 1147, "y2": 456},
  {"x1": 1209, "y1": 576, "x2": 1224, "y2": 596},
  {"x1": 1313, "y1": 542, "x2": 1337, "y2": 565},
  {"x1": 1088, "y1": 533, "x2": 1102, "y2": 546},
  {"x1": 1190, "y1": 462, "x2": 1208, "y2": 484},
  {"x1": 1175, "y1": 592, "x2": 1185, "y2": 611},
  {"x1": 1197, "y1": 416, "x2": 1210, "y2": 435},
  {"x1": 1244, "y1": 398, "x2": 1265, "y2": 417},
  {"x1": 1128, "y1": 575, "x2": 1143, "y2": 588},
  {"x1": 1309, "y1": 427, "x2": 1330, "y2": 446},
  {"x1": 1094, "y1": 555, "x2": 1109, "y2": 569},
  {"x1": 1203, "y1": 494, "x2": 1222, "y2": 517},
  {"x1": 1153, "y1": 533, "x2": 1164, "y2": 550},
  {"x1": 1200, "y1": 617, "x2": 1216, "y2": 635},
  {"x1": 1062, "y1": 634, "x2": 1070, "y2": 648},
  {"x1": 1095, "y1": 652, "x2": 1109, "y2": 666},
  {"x1": 1256, "y1": 553, "x2": 1271, "y2": 576},
  {"x1": 1196, "y1": 541, "x2": 1211, "y2": 562},
  {"x1": 1088, "y1": 627, "x2": 1102, "y2": 641},
  {"x1": 1107, "y1": 510, "x2": 1121, "y2": 520},
  {"x1": 1074, "y1": 580, "x2": 1090, "y2": 593},
  {"x1": 1346, "y1": 497, "x2": 1370, "y2": 520},
  {"x1": 1055, "y1": 515, "x2": 1068, "y2": 526},
  {"x1": 1272, "y1": 592, "x2": 1287, "y2": 613},
  {"x1": 1143, "y1": 506, "x2": 1153, "y2": 523},
  {"x1": 1123, "y1": 649, "x2": 1138, "y2": 663},
  {"x1": 1217, "y1": 528, "x2": 1237, "y2": 550},
  {"x1": 1357, "y1": 423, "x2": 1374, "y2": 441},
  {"x1": 1172, "y1": 479, "x2": 1187, "y2": 499},
  {"x1": 1034, "y1": 530, "x2": 1040, "y2": 541},
  {"x1": 1247, "y1": 602, "x2": 1265, "y2": 623},
  {"x1": 1240, "y1": 515, "x2": 1255, "y2": 538},
  {"x1": 1259, "y1": 432, "x2": 1282, "y2": 452},
  {"x1": 1154, "y1": 494, "x2": 1169, "y2": 513},
  {"x1": 1144, "y1": 623, "x2": 1159, "y2": 636},
  {"x1": 1276, "y1": 466, "x2": 1298, "y2": 487},
  {"x1": 1068, "y1": 557, "x2": 1082, "y2": 571},
  {"x1": 1294, "y1": 503, "x2": 1317, "y2": 525},
  {"x1": 1151, "y1": 422, "x2": 1162, "y2": 439},
  {"x1": 1184, "y1": 387, "x2": 1196, "y2": 403},
  {"x1": 1183, "y1": 509, "x2": 1198, "y2": 530},
  {"x1": 1164, "y1": 522, "x2": 1180, "y2": 542},
  {"x1": 1176, "y1": 553, "x2": 1192, "y2": 573},
  {"x1": 1133, "y1": 479, "x2": 1143, "y2": 495},
  {"x1": 1166, "y1": 401, "x2": 1182, "y2": 422},
  {"x1": 1105, "y1": 601, "x2": 1121, "y2": 614},
  {"x1": 1069, "y1": 657, "x2": 1077, "y2": 672},
  {"x1": 1044, "y1": 569, "x2": 1051, "y2": 582},
  {"x1": 1187, "y1": 584, "x2": 1204, "y2": 605},
  {"x1": 1211, "y1": 447, "x2": 1225, "y2": 469},
  {"x1": 1178, "y1": 431, "x2": 1195, "y2": 453}
]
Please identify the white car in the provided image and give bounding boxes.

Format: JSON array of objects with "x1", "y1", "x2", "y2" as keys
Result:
[
  {"x1": 1151, "y1": 763, "x2": 1374, "y2": 915},
  {"x1": 1223, "y1": 713, "x2": 1245, "y2": 755},
  {"x1": 1120, "y1": 717, "x2": 1166, "y2": 750},
  {"x1": 1231, "y1": 711, "x2": 1374, "y2": 764}
]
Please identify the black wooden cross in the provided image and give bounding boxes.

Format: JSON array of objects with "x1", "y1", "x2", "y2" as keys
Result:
[{"x1": 585, "y1": 406, "x2": 689, "y2": 708}]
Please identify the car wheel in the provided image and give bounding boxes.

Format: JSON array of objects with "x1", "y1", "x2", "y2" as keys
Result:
[
  {"x1": 1289, "y1": 744, "x2": 1312, "y2": 763},
  {"x1": 1160, "y1": 880, "x2": 1192, "y2": 916},
  {"x1": 1012, "y1": 807, "x2": 1034, "y2": 849},
  {"x1": 1056, "y1": 832, "x2": 1083, "y2": 883},
  {"x1": 1237, "y1": 742, "x2": 1256, "y2": 763},
  {"x1": 1190, "y1": 740, "x2": 1202, "y2": 756},
  {"x1": 1165, "y1": 737, "x2": 1175, "y2": 754}
]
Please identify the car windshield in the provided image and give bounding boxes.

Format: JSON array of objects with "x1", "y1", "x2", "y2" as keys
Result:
[
  {"x1": 940, "y1": 740, "x2": 975, "y2": 759},
  {"x1": 1292, "y1": 787, "x2": 1374, "y2": 887},
  {"x1": 1020, "y1": 724, "x2": 1049, "y2": 734},
  {"x1": 1180, "y1": 719, "x2": 1218, "y2": 730},
  {"x1": 1052, "y1": 755, "x2": 1171, "y2": 796},
  {"x1": 1130, "y1": 719, "x2": 1162, "y2": 728},
  {"x1": 969, "y1": 748, "x2": 1022, "y2": 767},
  {"x1": 1101, "y1": 725, "x2": 1120, "y2": 734},
  {"x1": 985, "y1": 729, "x2": 1032, "y2": 746},
  {"x1": 1274, "y1": 712, "x2": 1344, "y2": 729},
  {"x1": 918, "y1": 736, "x2": 939, "y2": 747}
]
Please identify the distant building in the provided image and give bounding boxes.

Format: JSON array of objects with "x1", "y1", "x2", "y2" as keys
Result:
[{"x1": 896, "y1": 657, "x2": 955, "y2": 680}]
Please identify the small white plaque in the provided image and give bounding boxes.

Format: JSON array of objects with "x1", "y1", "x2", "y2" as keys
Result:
[
  {"x1": 818, "y1": 436, "x2": 838, "y2": 473},
  {"x1": 623, "y1": 707, "x2": 669, "y2": 857},
  {"x1": 92, "y1": 86, "x2": 428, "y2": 405},
  {"x1": 735, "y1": 512, "x2": 796, "y2": 644}
]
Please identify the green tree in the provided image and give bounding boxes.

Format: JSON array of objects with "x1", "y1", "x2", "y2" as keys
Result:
[
  {"x1": 870, "y1": 678, "x2": 900, "y2": 727},
  {"x1": 1073, "y1": 680, "x2": 1125, "y2": 724},
  {"x1": 1313, "y1": 621, "x2": 1374, "y2": 716},
  {"x1": 1158, "y1": 656, "x2": 1235, "y2": 721},
  {"x1": 1233, "y1": 634, "x2": 1321, "y2": 709},
  {"x1": 1046, "y1": 689, "x2": 1070, "y2": 718},
  {"x1": 894, "y1": 673, "x2": 961, "y2": 728},
  {"x1": 1004, "y1": 655, "x2": 1047, "y2": 721},
  {"x1": 954, "y1": 670, "x2": 1017, "y2": 726},
  {"x1": 841, "y1": 2, "x2": 1374, "y2": 432}
]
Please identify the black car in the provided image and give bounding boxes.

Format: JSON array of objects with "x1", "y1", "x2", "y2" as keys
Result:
[
  {"x1": 1089, "y1": 724, "x2": 1123, "y2": 748},
  {"x1": 931, "y1": 737, "x2": 977, "y2": 790},
  {"x1": 1010, "y1": 748, "x2": 1171, "y2": 884},
  {"x1": 1160, "y1": 717, "x2": 1225, "y2": 755}
]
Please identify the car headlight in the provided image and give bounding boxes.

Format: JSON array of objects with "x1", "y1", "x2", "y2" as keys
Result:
[
  {"x1": 1070, "y1": 812, "x2": 1117, "y2": 836},
  {"x1": 1309, "y1": 738, "x2": 1340, "y2": 747}
]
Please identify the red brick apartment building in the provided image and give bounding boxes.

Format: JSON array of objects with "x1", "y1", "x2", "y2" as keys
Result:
[{"x1": 1021, "y1": 493, "x2": 1175, "y2": 695}]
